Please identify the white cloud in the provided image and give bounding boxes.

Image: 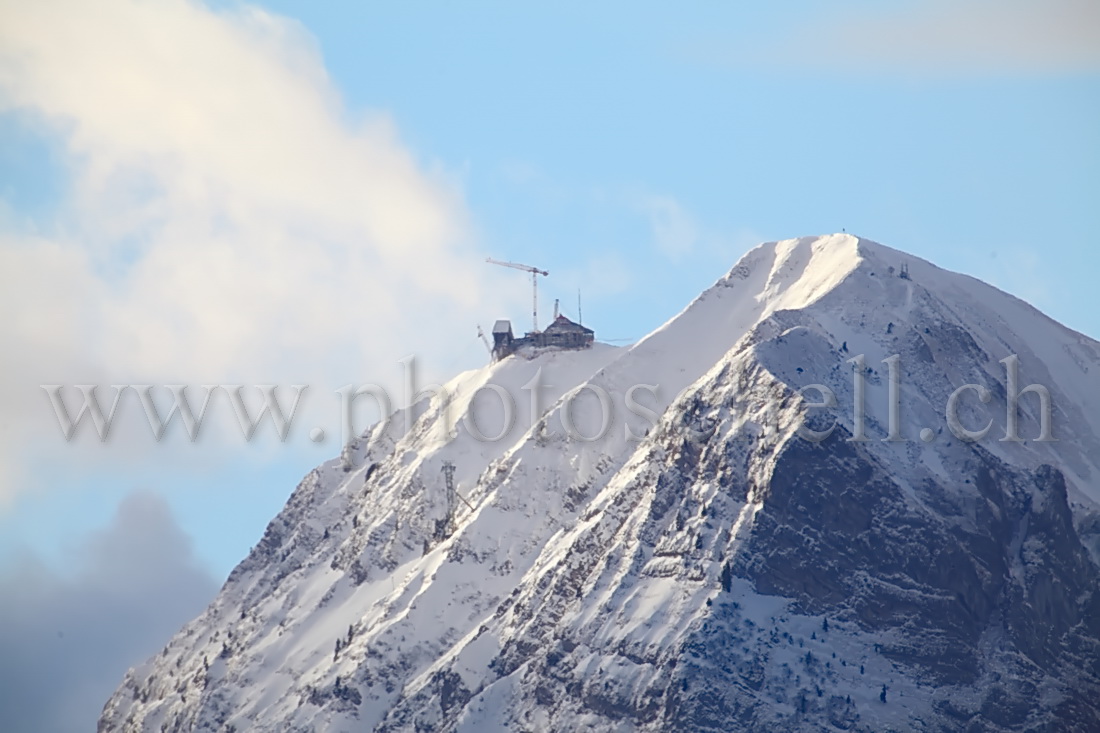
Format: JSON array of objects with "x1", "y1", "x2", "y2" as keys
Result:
[
  {"x1": 0, "y1": 0, "x2": 523, "y2": 507},
  {"x1": 640, "y1": 194, "x2": 699, "y2": 261},
  {"x1": 708, "y1": 0, "x2": 1100, "y2": 77},
  {"x1": 633, "y1": 192, "x2": 762, "y2": 272}
]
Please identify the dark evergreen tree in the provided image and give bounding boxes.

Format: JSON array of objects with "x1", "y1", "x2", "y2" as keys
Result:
[{"x1": 719, "y1": 562, "x2": 733, "y2": 593}]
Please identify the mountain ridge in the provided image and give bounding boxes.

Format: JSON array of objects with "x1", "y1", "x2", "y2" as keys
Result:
[{"x1": 100, "y1": 234, "x2": 1100, "y2": 732}]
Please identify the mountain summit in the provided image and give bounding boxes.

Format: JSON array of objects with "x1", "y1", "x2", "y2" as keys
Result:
[{"x1": 100, "y1": 235, "x2": 1100, "y2": 732}]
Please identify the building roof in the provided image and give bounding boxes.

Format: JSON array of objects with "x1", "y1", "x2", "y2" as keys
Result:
[
  {"x1": 492, "y1": 319, "x2": 513, "y2": 335},
  {"x1": 543, "y1": 314, "x2": 593, "y2": 335}
]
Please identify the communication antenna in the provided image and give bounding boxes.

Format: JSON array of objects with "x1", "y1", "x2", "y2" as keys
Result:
[
  {"x1": 441, "y1": 461, "x2": 457, "y2": 535},
  {"x1": 577, "y1": 288, "x2": 583, "y2": 326},
  {"x1": 440, "y1": 460, "x2": 473, "y2": 533}
]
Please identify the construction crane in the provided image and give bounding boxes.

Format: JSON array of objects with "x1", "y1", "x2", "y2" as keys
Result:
[
  {"x1": 486, "y1": 257, "x2": 549, "y2": 333},
  {"x1": 476, "y1": 325, "x2": 492, "y2": 357}
]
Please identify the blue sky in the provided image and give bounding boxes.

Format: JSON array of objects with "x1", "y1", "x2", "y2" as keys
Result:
[
  {"x1": 260, "y1": 1, "x2": 1100, "y2": 335},
  {"x1": 0, "y1": 1, "x2": 1097, "y2": 728}
]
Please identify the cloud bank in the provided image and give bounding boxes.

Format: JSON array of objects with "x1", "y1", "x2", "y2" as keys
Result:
[
  {"x1": 0, "y1": 0, "x2": 524, "y2": 507},
  {"x1": 0, "y1": 492, "x2": 219, "y2": 732},
  {"x1": 0, "y1": 4, "x2": 527, "y2": 722},
  {"x1": 709, "y1": 0, "x2": 1100, "y2": 77}
]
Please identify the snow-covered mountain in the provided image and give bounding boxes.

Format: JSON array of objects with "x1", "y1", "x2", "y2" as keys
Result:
[{"x1": 100, "y1": 234, "x2": 1100, "y2": 732}]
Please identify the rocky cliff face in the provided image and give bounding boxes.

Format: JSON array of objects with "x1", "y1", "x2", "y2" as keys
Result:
[{"x1": 100, "y1": 235, "x2": 1100, "y2": 732}]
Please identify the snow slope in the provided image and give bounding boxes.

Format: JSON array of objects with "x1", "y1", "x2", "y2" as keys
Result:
[{"x1": 100, "y1": 235, "x2": 1100, "y2": 732}]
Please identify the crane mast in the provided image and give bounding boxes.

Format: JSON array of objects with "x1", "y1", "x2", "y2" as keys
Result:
[
  {"x1": 476, "y1": 325, "x2": 492, "y2": 357},
  {"x1": 485, "y1": 257, "x2": 549, "y2": 333}
]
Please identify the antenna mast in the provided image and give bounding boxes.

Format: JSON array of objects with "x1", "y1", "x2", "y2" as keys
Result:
[
  {"x1": 486, "y1": 258, "x2": 549, "y2": 333},
  {"x1": 441, "y1": 461, "x2": 457, "y2": 536}
]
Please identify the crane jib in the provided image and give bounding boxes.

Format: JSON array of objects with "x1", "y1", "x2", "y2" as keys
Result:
[{"x1": 486, "y1": 257, "x2": 549, "y2": 333}]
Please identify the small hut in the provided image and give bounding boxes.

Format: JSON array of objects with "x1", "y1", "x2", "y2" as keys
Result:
[{"x1": 491, "y1": 319, "x2": 514, "y2": 361}]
